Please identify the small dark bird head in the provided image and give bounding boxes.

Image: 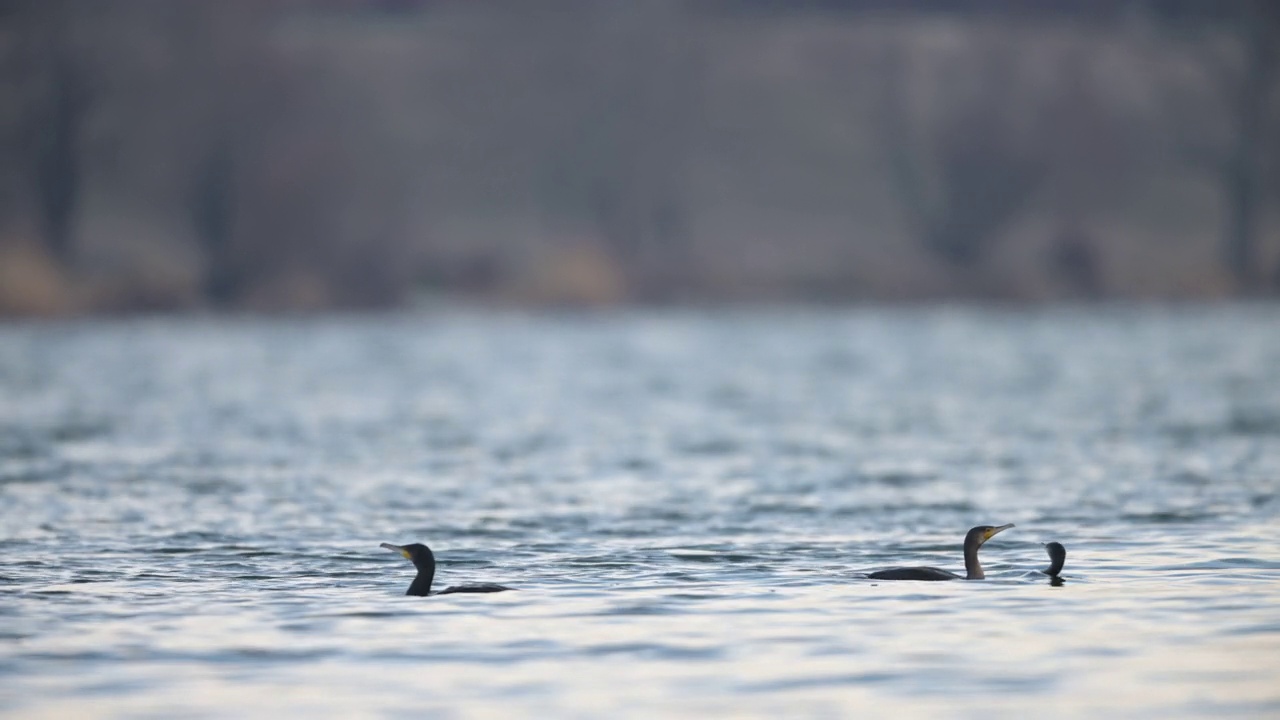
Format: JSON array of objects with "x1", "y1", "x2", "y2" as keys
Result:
[
  {"x1": 381, "y1": 542, "x2": 437, "y2": 596},
  {"x1": 963, "y1": 523, "x2": 1015, "y2": 553},
  {"x1": 1042, "y1": 541, "x2": 1066, "y2": 577},
  {"x1": 959, "y1": 523, "x2": 1014, "y2": 580}
]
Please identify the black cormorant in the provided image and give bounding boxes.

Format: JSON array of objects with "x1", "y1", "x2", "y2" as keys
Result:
[
  {"x1": 1042, "y1": 541, "x2": 1065, "y2": 584},
  {"x1": 867, "y1": 524, "x2": 1015, "y2": 581},
  {"x1": 380, "y1": 542, "x2": 512, "y2": 596}
]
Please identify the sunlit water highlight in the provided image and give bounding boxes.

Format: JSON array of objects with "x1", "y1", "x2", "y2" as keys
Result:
[{"x1": 1, "y1": 306, "x2": 1279, "y2": 717}]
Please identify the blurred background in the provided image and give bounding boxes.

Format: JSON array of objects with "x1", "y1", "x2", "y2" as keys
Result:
[{"x1": 1, "y1": 0, "x2": 1278, "y2": 316}]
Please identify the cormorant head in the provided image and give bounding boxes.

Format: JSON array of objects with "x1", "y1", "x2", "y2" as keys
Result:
[
  {"x1": 1042, "y1": 541, "x2": 1066, "y2": 577},
  {"x1": 963, "y1": 523, "x2": 1015, "y2": 552},
  {"x1": 380, "y1": 542, "x2": 436, "y2": 572}
]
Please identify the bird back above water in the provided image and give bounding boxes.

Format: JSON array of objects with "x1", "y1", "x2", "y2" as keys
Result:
[
  {"x1": 867, "y1": 524, "x2": 1015, "y2": 581},
  {"x1": 380, "y1": 542, "x2": 513, "y2": 596}
]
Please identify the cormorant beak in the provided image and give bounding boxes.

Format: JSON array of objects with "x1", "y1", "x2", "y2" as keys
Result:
[
  {"x1": 380, "y1": 542, "x2": 412, "y2": 560},
  {"x1": 984, "y1": 523, "x2": 1015, "y2": 542}
]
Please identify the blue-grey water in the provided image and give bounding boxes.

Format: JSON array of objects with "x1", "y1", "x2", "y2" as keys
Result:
[{"x1": 2, "y1": 306, "x2": 1279, "y2": 718}]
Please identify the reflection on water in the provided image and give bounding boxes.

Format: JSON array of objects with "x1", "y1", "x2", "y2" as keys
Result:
[{"x1": 1, "y1": 306, "x2": 1279, "y2": 717}]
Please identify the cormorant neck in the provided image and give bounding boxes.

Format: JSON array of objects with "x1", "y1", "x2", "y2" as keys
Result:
[
  {"x1": 407, "y1": 567, "x2": 434, "y2": 596},
  {"x1": 964, "y1": 549, "x2": 984, "y2": 579},
  {"x1": 406, "y1": 549, "x2": 436, "y2": 596},
  {"x1": 963, "y1": 537, "x2": 984, "y2": 579}
]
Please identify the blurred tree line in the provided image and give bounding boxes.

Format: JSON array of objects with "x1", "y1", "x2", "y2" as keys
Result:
[{"x1": 1, "y1": 0, "x2": 1277, "y2": 315}]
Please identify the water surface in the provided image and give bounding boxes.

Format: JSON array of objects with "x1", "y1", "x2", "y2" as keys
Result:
[{"x1": 2, "y1": 306, "x2": 1279, "y2": 717}]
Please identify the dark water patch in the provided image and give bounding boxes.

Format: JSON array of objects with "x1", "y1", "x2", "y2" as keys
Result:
[
  {"x1": 832, "y1": 501, "x2": 978, "y2": 518},
  {"x1": 771, "y1": 440, "x2": 840, "y2": 459},
  {"x1": 1225, "y1": 622, "x2": 1280, "y2": 635},
  {"x1": 181, "y1": 478, "x2": 245, "y2": 496},
  {"x1": 617, "y1": 456, "x2": 654, "y2": 471},
  {"x1": 584, "y1": 642, "x2": 722, "y2": 660},
  {"x1": 220, "y1": 549, "x2": 284, "y2": 558},
  {"x1": 498, "y1": 639, "x2": 562, "y2": 653},
  {"x1": 657, "y1": 572, "x2": 703, "y2": 582},
  {"x1": 46, "y1": 418, "x2": 115, "y2": 444},
  {"x1": 362, "y1": 648, "x2": 563, "y2": 665},
  {"x1": 1167, "y1": 470, "x2": 1212, "y2": 486},
  {"x1": 217, "y1": 648, "x2": 340, "y2": 662},
  {"x1": 598, "y1": 603, "x2": 681, "y2": 616},
  {"x1": 22, "y1": 650, "x2": 122, "y2": 662},
  {"x1": 74, "y1": 678, "x2": 160, "y2": 697},
  {"x1": 1228, "y1": 410, "x2": 1280, "y2": 436},
  {"x1": 673, "y1": 438, "x2": 740, "y2": 456},
  {"x1": 741, "y1": 672, "x2": 899, "y2": 692},
  {"x1": 0, "y1": 427, "x2": 49, "y2": 458},
  {"x1": 1161, "y1": 422, "x2": 1236, "y2": 445},
  {"x1": 864, "y1": 471, "x2": 937, "y2": 488},
  {"x1": 742, "y1": 500, "x2": 821, "y2": 516},
  {"x1": 309, "y1": 609, "x2": 401, "y2": 620},
  {"x1": 1122, "y1": 510, "x2": 1220, "y2": 524},
  {"x1": 625, "y1": 506, "x2": 700, "y2": 522},
  {"x1": 663, "y1": 592, "x2": 726, "y2": 600},
  {"x1": 491, "y1": 435, "x2": 561, "y2": 462},
  {"x1": 0, "y1": 459, "x2": 67, "y2": 485},
  {"x1": 126, "y1": 569, "x2": 214, "y2": 581},
  {"x1": 973, "y1": 672, "x2": 1059, "y2": 693}
]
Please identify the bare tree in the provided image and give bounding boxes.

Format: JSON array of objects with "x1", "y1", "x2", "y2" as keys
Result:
[
  {"x1": 0, "y1": 0, "x2": 87, "y2": 264},
  {"x1": 171, "y1": 1, "x2": 273, "y2": 306},
  {"x1": 876, "y1": 29, "x2": 1046, "y2": 272},
  {"x1": 1162, "y1": 0, "x2": 1280, "y2": 292},
  {"x1": 533, "y1": 0, "x2": 705, "y2": 300},
  {"x1": 1222, "y1": 3, "x2": 1280, "y2": 292},
  {"x1": 34, "y1": 51, "x2": 86, "y2": 264}
]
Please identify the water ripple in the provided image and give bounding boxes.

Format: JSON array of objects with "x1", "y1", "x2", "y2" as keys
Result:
[{"x1": 1, "y1": 308, "x2": 1278, "y2": 718}]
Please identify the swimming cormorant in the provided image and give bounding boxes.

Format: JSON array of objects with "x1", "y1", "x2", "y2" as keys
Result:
[
  {"x1": 380, "y1": 542, "x2": 512, "y2": 596},
  {"x1": 1042, "y1": 541, "x2": 1065, "y2": 584},
  {"x1": 867, "y1": 524, "x2": 1015, "y2": 581}
]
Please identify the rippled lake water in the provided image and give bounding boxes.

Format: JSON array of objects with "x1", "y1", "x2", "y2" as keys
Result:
[{"x1": 2, "y1": 306, "x2": 1279, "y2": 718}]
